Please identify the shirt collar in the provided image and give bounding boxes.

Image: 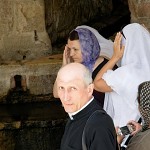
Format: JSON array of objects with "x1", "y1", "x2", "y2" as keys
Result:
[{"x1": 68, "y1": 97, "x2": 94, "y2": 120}]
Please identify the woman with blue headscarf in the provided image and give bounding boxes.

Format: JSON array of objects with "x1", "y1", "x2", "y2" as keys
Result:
[{"x1": 53, "y1": 26, "x2": 117, "y2": 107}]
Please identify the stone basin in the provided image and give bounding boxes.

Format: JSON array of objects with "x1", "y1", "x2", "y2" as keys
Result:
[{"x1": 0, "y1": 54, "x2": 63, "y2": 102}]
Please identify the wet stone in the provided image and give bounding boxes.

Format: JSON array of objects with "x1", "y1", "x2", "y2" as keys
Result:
[{"x1": 0, "y1": 100, "x2": 67, "y2": 150}]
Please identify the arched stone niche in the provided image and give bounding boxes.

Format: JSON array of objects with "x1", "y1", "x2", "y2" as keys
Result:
[
  {"x1": 45, "y1": 0, "x2": 113, "y2": 47},
  {"x1": 0, "y1": 0, "x2": 51, "y2": 61}
]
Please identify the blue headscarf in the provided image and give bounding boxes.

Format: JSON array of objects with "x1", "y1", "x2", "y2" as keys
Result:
[{"x1": 75, "y1": 28, "x2": 100, "y2": 72}]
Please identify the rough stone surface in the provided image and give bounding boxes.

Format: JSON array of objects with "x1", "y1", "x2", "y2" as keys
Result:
[
  {"x1": 45, "y1": 0, "x2": 113, "y2": 45},
  {"x1": 128, "y1": 0, "x2": 150, "y2": 30},
  {"x1": 0, "y1": 100, "x2": 67, "y2": 150},
  {"x1": 0, "y1": 54, "x2": 62, "y2": 101},
  {"x1": 0, "y1": 120, "x2": 66, "y2": 150},
  {"x1": 0, "y1": 0, "x2": 52, "y2": 61}
]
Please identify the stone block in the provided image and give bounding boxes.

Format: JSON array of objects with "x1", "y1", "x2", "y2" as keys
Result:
[
  {"x1": 137, "y1": 3, "x2": 150, "y2": 17},
  {"x1": 0, "y1": 0, "x2": 52, "y2": 61},
  {"x1": 0, "y1": 54, "x2": 62, "y2": 102}
]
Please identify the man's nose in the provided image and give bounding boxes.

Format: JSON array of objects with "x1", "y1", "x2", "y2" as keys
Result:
[{"x1": 63, "y1": 91, "x2": 70, "y2": 101}]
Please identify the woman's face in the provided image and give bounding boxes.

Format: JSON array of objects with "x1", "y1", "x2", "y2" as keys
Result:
[{"x1": 67, "y1": 39, "x2": 83, "y2": 63}]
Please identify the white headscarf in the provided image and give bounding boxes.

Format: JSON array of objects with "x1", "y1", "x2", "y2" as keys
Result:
[
  {"x1": 102, "y1": 23, "x2": 150, "y2": 127},
  {"x1": 76, "y1": 25, "x2": 114, "y2": 59}
]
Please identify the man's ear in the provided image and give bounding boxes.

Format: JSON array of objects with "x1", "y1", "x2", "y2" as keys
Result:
[{"x1": 87, "y1": 83, "x2": 94, "y2": 94}]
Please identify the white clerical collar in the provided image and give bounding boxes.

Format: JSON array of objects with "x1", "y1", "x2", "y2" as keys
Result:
[{"x1": 68, "y1": 97, "x2": 94, "y2": 120}]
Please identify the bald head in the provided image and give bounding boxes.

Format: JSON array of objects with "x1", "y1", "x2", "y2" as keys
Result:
[
  {"x1": 56, "y1": 63, "x2": 92, "y2": 86},
  {"x1": 56, "y1": 63, "x2": 94, "y2": 113}
]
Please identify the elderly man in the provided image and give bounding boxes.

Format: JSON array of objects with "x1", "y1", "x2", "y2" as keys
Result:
[{"x1": 55, "y1": 62, "x2": 118, "y2": 150}]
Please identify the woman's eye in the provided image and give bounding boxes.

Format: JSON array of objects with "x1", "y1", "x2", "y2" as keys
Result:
[
  {"x1": 67, "y1": 47, "x2": 71, "y2": 51},
  {"x1": 73, "y1": 48, "x2": 79, "y2": 51}
]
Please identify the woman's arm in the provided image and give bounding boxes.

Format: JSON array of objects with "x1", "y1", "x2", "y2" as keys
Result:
[{"x1": 94, "y1": 32, "x2": 124, "y2": 92}]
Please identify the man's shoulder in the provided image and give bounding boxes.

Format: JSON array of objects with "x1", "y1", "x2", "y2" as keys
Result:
[
  {"x1": 87, "y1": 109, "x2": 114, "y2": 128},
  {"x1": 85, "y1": 100, "x2": 114, "y2": 129},
  {"x1": 90, "y1": 109, "x2": 111, "y2": 120}
]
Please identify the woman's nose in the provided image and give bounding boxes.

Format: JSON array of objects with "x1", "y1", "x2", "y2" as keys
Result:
[{"x1": 70, "y1": 49, "x2": 75, "y2": 56}]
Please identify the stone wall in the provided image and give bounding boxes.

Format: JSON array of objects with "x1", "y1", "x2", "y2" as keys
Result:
[
  {"x1": 0, "y1": 0, "x2": 130, "y2": 100},
  {"x1": 0, "y1": 101, "x2": 67, "y2": 150},
  {"x1": 128, "y1": 0, "x2": 150, "y2": 30},
  {"x1": 45, "y1": 0, "x2": 113, "y2": 46},
  {"x1": 0, "y1": 55, "x2": 62, "y2": 101},
  {"x1": 0, "y1": 0, "x2": 51, "y2": 61}
]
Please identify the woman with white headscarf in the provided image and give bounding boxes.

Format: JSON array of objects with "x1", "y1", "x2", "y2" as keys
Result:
[{"x1": 94, "y1": 23, "x2": 150, "y2": 148}]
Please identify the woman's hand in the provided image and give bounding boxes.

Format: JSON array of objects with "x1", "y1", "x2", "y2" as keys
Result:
[
  {"x1": 127, "y1": 120, "x2": 142, "y2": 136},
  {"x1": 62, "y1": 45, "x2": 71, "y2": 66},
  {"x1": 112, "y1": 32, "x2": 125, "y2": 62}
]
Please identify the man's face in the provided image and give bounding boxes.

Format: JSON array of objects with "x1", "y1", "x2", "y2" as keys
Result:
[{"x1": 57, "y1": 77, "x2": 92, "y2": 113}]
